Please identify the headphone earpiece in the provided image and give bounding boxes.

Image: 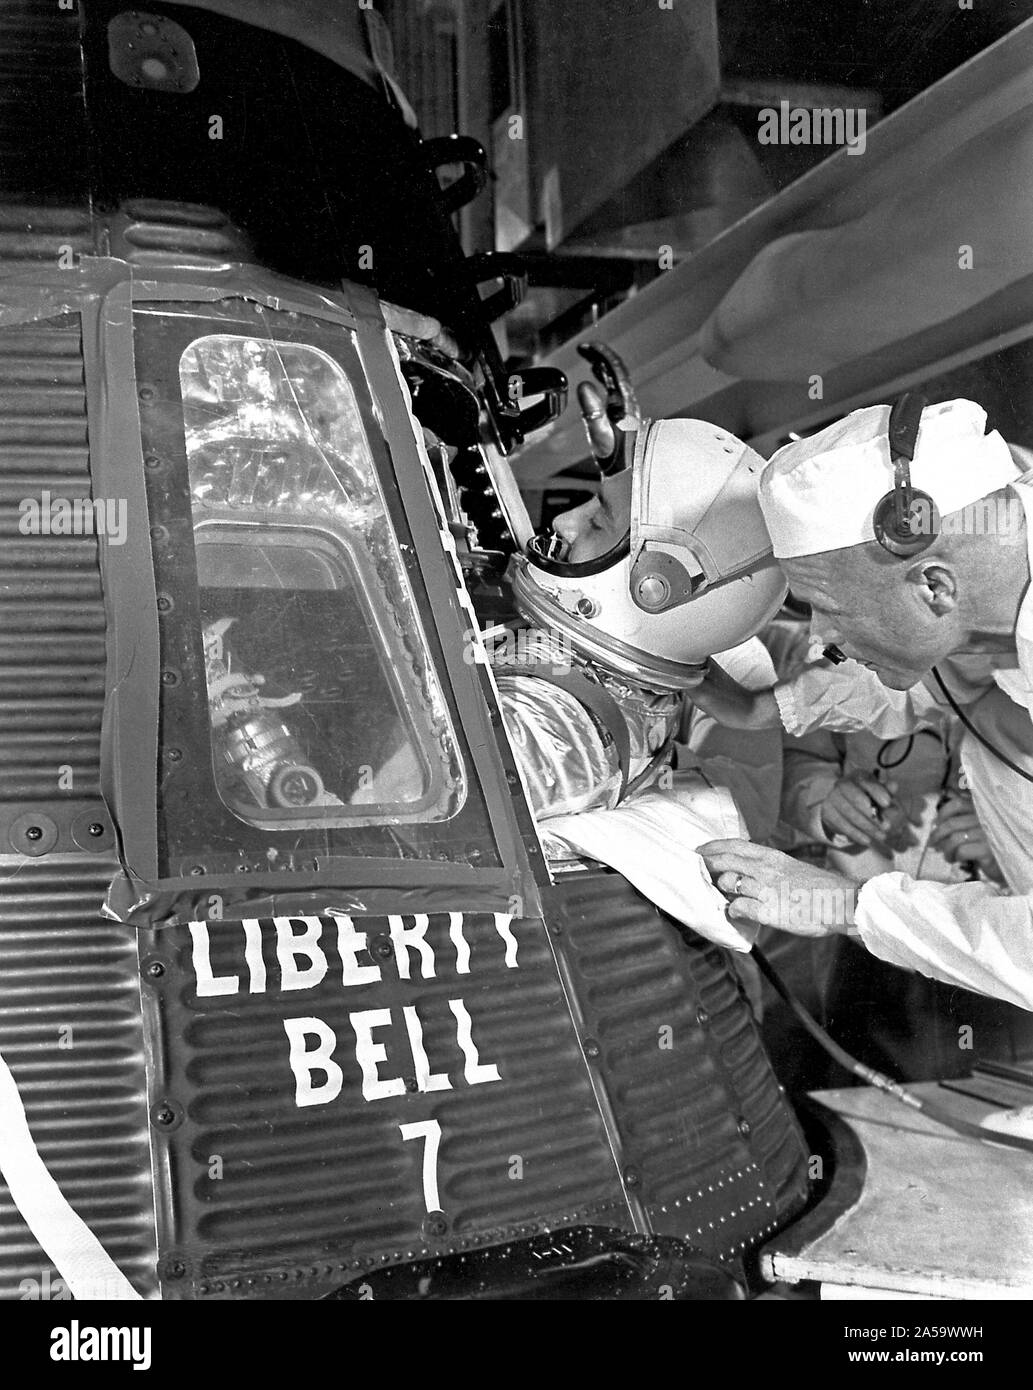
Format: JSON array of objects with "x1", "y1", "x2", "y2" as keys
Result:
[
  {"x1": 874, "y1": 390, "x2": 939, "y2": 558},
  {"x1": 872, "y1": 487, "x2": 939, "y2": 558}
]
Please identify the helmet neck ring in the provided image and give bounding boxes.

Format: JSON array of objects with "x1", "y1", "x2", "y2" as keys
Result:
[{"x1": 510, "y1": 558, "x2": 706, "y2": 692}]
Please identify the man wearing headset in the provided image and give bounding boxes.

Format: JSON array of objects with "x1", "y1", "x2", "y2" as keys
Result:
[{"x1": 693, "y1": 396, "x2": 1033, "y2": 1012}]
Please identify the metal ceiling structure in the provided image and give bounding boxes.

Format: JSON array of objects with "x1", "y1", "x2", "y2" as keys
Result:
[{"x1": 512, "y1": 18, "x2": 1033, "y2": 485}]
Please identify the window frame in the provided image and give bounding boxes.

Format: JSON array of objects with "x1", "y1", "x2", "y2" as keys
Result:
[{"x1": 87, "y1": 267, "x2": 542, "y2": 919}]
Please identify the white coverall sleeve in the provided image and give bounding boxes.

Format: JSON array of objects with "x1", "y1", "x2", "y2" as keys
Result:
[
  {"x1": 681, "y1": 637, "x2": 783, "y2": 842},
  {"x1": 855, "y1": 873, "x2": 1033, "y2": 1011},
  {"x1": 774, "y1": 658, "x2": 949, "y2": 740}
]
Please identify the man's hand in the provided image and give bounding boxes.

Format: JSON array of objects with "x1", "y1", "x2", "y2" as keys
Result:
[
  {"x1": 928, "y1": 793, "x2": 999, "y2": 876},
  {"x1": 820, "y1": 774, "x2": 907, "y2": 848},
  {"x1": 689, "y1": 660, "x2": 781, "y2": 731},
  {"x1": 698, "y1": 838, "x2": 857, "y2": 936}
]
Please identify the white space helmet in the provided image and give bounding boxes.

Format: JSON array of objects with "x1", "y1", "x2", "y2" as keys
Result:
[{"x1": 511, "y1": 418, "x2": 787, "y2": 690}]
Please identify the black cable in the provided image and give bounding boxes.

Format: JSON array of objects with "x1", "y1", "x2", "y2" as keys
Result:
[
  {"x1": 931, "y1": 666, "x2": 1033, "y2": 785},
  {"x1": 751, "y1": 945, "x2": 1033, "y2": 1154},
  {"x1": 876, "y1": 734, "x2": 915, "y2": 770}
]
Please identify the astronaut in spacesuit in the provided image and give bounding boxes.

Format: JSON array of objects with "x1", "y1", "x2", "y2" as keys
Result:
[{"x1": 493, "y1": 358, "x2": 787, "y2": 942}]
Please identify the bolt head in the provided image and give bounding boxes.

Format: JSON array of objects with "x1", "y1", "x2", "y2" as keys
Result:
[{"x1": 636, "y1": 574, "x2": 670, "y2": 609}]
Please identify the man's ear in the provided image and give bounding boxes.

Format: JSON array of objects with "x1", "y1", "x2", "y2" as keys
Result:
[{"x1": 908, "y1": 561, "x2": 957, "y2": 616}]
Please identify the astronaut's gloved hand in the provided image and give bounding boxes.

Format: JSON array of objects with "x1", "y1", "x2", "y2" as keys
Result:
[
  {"x1": 575, "y1": 342, "x2": 640, "y2": 476},
  {"x1": 928, "y1": 792, "x2": 1000, "y2": 877},
  {"x1": 819, "y1": 774, "x2": 906, "y2": 849}
]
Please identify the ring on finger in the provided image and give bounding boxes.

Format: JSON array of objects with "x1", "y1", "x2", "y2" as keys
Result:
[{"x1": 733, "y1": 873, "x2": 744, "y2": 898}]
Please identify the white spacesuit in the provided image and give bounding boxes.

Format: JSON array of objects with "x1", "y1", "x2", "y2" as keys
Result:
[{"x1": 496, "y1": 414, "x2": 787, "y2": 948}]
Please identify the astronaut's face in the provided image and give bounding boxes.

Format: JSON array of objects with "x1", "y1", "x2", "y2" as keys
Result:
[{"x1": 549, "y1": 468, "x2": 633, "y2": 564}]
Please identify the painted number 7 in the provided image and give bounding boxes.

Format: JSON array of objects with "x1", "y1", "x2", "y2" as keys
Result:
[{"x1": 399, "y1": 1119, "x2": 443, "y2": 1213}]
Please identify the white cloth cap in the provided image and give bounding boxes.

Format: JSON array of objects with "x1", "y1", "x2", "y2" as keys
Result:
[{"x1": 759, "y1": 399, "x2": 1019, "y2": 558}]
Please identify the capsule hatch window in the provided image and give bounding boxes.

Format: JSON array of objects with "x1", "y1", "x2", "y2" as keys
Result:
[{"x1": 177, "y1": 333, "x2": 465, "y2": 830}]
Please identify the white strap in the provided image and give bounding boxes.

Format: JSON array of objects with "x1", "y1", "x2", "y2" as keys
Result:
[{"x1": 0, "y1": 1047, "x2": 142, "y2": 1299}]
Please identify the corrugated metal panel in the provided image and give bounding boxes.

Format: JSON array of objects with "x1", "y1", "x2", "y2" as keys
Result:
[
  {"x1": 0, "y1": 856, "x2": 157, "y2": 1300},
  {"x1": 551, "y1": 868, "x2": 810, "y2": 1264},
  {"x1": 0, "y1": 205, "x2": 94, "y2": 276},
  {"x1": 110, "y1": 199, "x2": 251, "y2": 268},
  {"x1": 0, "y1": 1, "x2": 91, "y2": 208},
  {"x1": 0, "y1": 313, "x2": 156, "y2": 1299},
  {"x1": 0, "y1": 3, "x2": 94, "y2": 272},
  {"x1": 0, "y1": 319, "x2": 102, "y2": 800},
  {"x1": 145, "y1": 882, "x2": 810, "y2": 1297},
  {"x1": 142, "y1": 911, "x2": 631, "y2": 1298}
]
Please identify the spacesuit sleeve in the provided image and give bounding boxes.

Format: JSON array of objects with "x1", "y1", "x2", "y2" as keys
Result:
[
  {"x1": 681, "y1": 638, "x2": 783, "y2": 842},
  {"x1": 496, "y1": 674, "x2": 620, "y2": 820},
  {"x1": 855, "y1": 873, "x2": 1033, "y2": 1011},
  {"x1": 774, "y1": 658, "x2": 949, "y2": 740}
]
